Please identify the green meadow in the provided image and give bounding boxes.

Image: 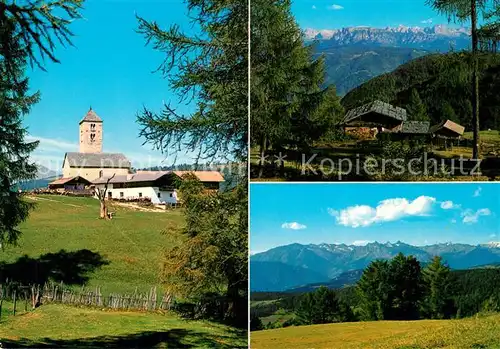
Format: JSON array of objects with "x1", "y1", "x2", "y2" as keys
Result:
[{"x1": 0, "y1": 195, "x2": 246, "y2": 347}]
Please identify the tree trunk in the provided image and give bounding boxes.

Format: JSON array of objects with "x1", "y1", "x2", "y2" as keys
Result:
[
  {"x1": 471, "y1": 0, "x2": 480, "y2": 160},
  {"x1": 100, "y1": 200, "x2": 107, "y2": 219},
  {"x1": 257, "y1": 135, "x2": 267, "y2": 178}
]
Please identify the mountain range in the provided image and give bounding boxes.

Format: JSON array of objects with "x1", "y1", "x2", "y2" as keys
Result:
[
  {"x1": 251, "y1": 241, "x2": 500, "y2": 291},
  {"x1": 306, "y1": 25, "x2": 472, "y2": 95},
  {"x1": 306, "y1": 25, "x2": 470, "y2": 50}
]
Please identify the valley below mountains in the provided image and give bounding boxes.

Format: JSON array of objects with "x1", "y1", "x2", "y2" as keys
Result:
[
  {"x1": 251, "y1": 241, "x2": 500, "y2": 291},
  {"x1": 308, "y1": 25, "x2": 471, "y2": 95}
]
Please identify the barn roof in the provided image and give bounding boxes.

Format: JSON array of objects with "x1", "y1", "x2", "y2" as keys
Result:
[
  {"x1": 343, "y1": 100, "x2": 407, "y2": 125},
  {"x1": 64, "y1": 152, "x2": 131, "y2": 169},
  {"x1": 430, "y1": 119, "x2": 465, "y2": 136},
  {"x1": 399, "y1": 121, "x2": 430, "y2": 134},
  {"x1": 79, "y1": 108, "x2": 102, "y2": 124},
  {"x1": 48, "y1": 176, "x2": 91, "y2": 186}
]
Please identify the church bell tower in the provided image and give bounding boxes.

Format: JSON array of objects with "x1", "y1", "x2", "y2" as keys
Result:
[{"x1": 79, "y1": 107, "x2": 103, "y2": 153}]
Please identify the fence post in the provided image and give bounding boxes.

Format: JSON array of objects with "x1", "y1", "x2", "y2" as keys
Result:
[
  {"x1": 0, "y1": 286, "x2": 3, "y2": 321},
  {"x1": 13, "y1": 290, "x2": 17, "y2": 316}
]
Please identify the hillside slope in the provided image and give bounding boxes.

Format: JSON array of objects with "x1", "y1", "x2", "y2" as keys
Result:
[
  {"x1": 316, "y1": 45, "x2": 429, "y2": 95},
  {"x1": 251, "y1": 313, "x2": 500, "y2": 349},
  {"x1": 0, "y1": 195, "x2": 184, "y2": 294}
]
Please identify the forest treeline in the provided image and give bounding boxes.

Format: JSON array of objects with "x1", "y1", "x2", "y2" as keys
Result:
[{"x1": 251, "y1": 253, "x2": 500, "y2": 330}]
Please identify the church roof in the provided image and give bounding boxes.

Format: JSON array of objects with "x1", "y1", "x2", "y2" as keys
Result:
[
  {"x1": 64, "y1": 152, "x2": 131, "y2": 169},
  {"x1": 79, "y1": 108, "x2": 102, "y2": 124}
]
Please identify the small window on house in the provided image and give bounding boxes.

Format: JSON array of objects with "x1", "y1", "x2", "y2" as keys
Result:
[
  {"x1": 170, "y1": 193, "x2": 173, "y2": 197},
  {"x1": 108, "y1": 191, "x2": 112, "y2": 199},
  {"x1": 139, "y1": 193, "x2": 142, "y2": 198},
  {"x1": 157, "y1": 192, "x2": 161, "y2": 198},
  {"x1": 99, "y1": 170, "x2": 103, "y2": 178},
  {"x1": 120, "y1": 192, "x2": 124, "y2": 198}
]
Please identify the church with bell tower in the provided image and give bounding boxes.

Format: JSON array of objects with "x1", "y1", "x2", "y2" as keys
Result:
[{"x1": 61, "y1": 108, "x2": 132, "y2": 181}]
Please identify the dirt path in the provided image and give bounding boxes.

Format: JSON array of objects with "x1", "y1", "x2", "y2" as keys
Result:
[{"x1": 25, "y1": 195, "x2": 83, "y2": 208}]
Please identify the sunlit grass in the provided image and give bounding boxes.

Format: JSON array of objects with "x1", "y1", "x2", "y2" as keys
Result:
[{"x1": 251, "y1": 313, "x2": 500, "y2": 349}]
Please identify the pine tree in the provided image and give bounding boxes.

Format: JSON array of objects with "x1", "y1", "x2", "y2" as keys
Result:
[
  {"x1": 406, "y1": 89, "x2": 429, "y2": 121},
  {"x1": 136, "y1": 0, "x2": 248, "y2": 327},
  {"x1": 1, "y1": 1, "x2": 82, "y2": 247},
  {"x1": 388, "y1": 253, "x2": 422, "y2": 320},
  {"x1": 356, "y1": 259, "x2": 391, "y2": 320},
  {"x1": 0, "y1": 16, "x2": 39, "y2": 247},
  {"x1": 421, "y1": 256, "x2": 456, "y2": 319},
  {"x1": 250, "y1": 0, "x2": 343, "y2": 177}
]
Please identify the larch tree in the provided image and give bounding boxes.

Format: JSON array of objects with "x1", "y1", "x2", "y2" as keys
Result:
[
  {"x1": 136, "y1": 0, "x2": 248, "y2": 327},
  {"x1": 250, "y1": 0, "x2": 343, "y2": 177},
  {"x1": 427, "y1": 0, "x2": 500, "y2": 159},
  {"x1": 0, "y1": 0, "x2": 83, "y2": 247}
]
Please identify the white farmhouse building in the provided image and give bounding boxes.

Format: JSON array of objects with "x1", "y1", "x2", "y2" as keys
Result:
[{"x1": 93, "y1": 171, "x2": 224, "y2": 204}]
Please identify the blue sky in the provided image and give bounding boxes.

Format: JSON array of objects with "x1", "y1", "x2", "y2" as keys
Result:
[
  {"x1": 293, "y1": 0, "x2": 454, "y2": 29},
  {"x1": 250, "y1": 183, "x2": 500, "y2": 254},
  {"x1": 24, "y1": 0, "x2": 200, "y2": 172}
]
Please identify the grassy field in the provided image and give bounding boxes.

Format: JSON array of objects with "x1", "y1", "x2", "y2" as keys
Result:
[
  {"x1": 0, "y1": 195, "x2": 247, "y2": 347},
  {"x1": 0, "y1": 304, "x2": 246, "y2": 348},
  {"x1": 1, "y1": 195, "x2": 184, "y2": 294},
  {"x1": 251, "y1": 313, "x2": 500, "y2": 349}
]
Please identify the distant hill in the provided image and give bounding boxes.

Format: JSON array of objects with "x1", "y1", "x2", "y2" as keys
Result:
[
  {"x1": 316, "y1": 45, "x2": 429, "y2": 95},
  {"x1": 251, "y1": 241, "x2": 500, "y2": 291},
  {"x1": 250, "y1": 261, "x2": 326, "y2": 292},
  {"x1": 16, "y1": 164, "x2": 60, "y2": 191},
  {"x1": 341, "y1": 52, "x2": 500, "y2": 130}
]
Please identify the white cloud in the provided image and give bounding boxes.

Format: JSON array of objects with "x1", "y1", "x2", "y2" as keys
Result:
[
  {"x1": 329, "y1": 196, "x2": 436, "y2": 228},
  {"x1": 451, "y1": 219, "x2": 457, "y2": 224},
  {"x1": 281, "y1": 222, "x2": 307, "y2": 230},
  {"x1": 462, "y1": 208, "x2": 491, "y2": 224},
  {"x1": 352, "y1": 240, "x2": 373, "y2": 246},
  {"x1": 490, "y1": 234, "x2": 497, "y2": 238},
  {"x1": 312, "y1": 5, "x2": 316, "y2": 9},
  {"x1": 26, "y1": 135, "x2": 78, "y2": 152},
  {"x1": 441, "y1": 200, "x2": 460, "y2": 210},
  {"x1": 474, "y1": 187, "x2": 482, "y2": 197},
  {"x1": 328, "y1": 4, "x2": 344, "y2": 10},
  {"x1": 421, "y1": 18, "x2": 433, "y2": 24}
]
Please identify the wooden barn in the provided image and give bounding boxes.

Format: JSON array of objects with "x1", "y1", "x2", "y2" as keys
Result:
[
  {"x1": 342, "y1": 100, "x2": 408, "y2": 130},
  {"x1": 430, "y1": 119, "x2": 465, "y2": 139},
  {"x1": 48, "y1": 176, "x2": 92, "y2": 191}
]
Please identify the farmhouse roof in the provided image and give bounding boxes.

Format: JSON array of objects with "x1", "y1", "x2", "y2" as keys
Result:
[
  {"x1": 64, "y1": 152, "x2": 131, "y2": 169},
  {"x1": 79, "y1": 108, "x2": 102, "y2": 124},
  {"x1": 173, "y1": 171, "x2": 225, "y2": 182},
  {"x1": 430, "y1": 119, "x2": 465, "y2": 136},
  {"x1": 343, "y1": 100, "x2": 407, "y2": 125},
  {"x1": 48, "y1": 176, "x2": 92, "y2": 188},
  {"x1": 96, "y1": 170, "x2": 225, "y2": 185},
  {"x1": 48, "y1": 176, "x2": 90, "y2": 186},
  {"x1": 399, "y1": 121, "x2": 430, "y2": 134},
  {"x1": 92, "y1": 172, "x2": 168, "y2": 184}
]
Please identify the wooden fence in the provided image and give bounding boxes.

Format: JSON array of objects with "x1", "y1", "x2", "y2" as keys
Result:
[{"x1": 0, "y1": 281, "x2": 174, "y2": 320}]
